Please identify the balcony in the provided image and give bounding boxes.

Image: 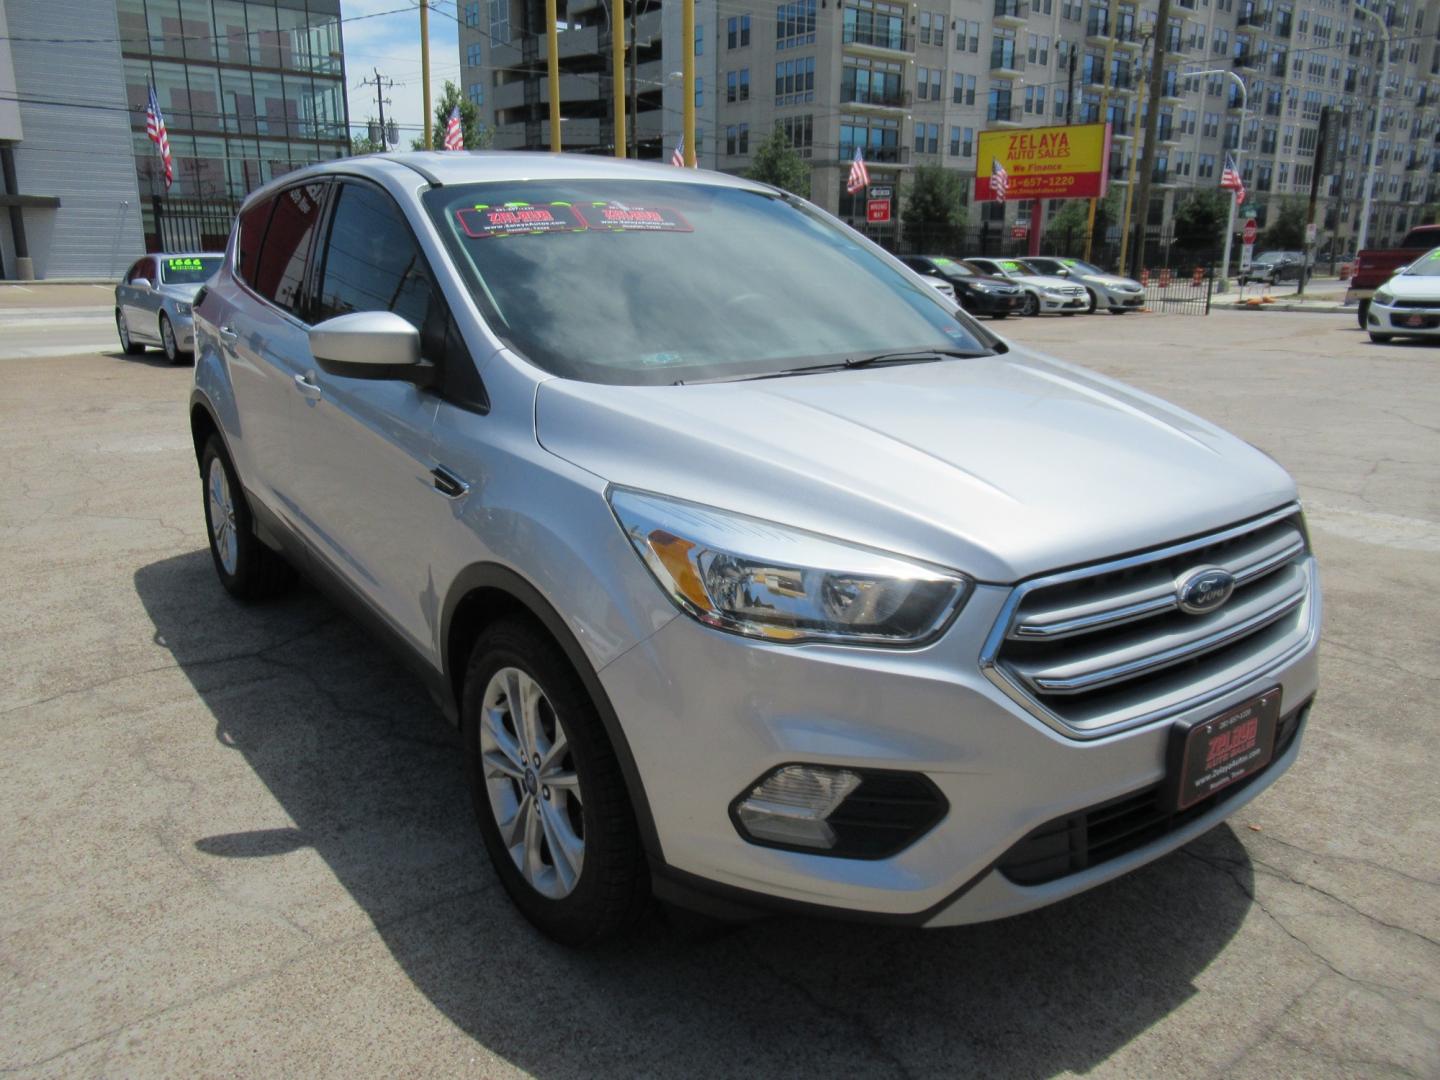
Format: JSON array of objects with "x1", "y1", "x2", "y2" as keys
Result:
[
  {"x1": 838, "y1": 143, "x2": 910, "y2": 165},
  {"x1": 990, "y1": 47, "x2": 1026, "y2": 77},
  {"x1": 1226, "y1": 93, "x2": 1246, "y2": 114},
  {"x1": 1234, "y1": 51, "x2": 1262, "y2": 72},
  {"x1": 1159, "y1": 74, "x2": 1183, "y2": 102},
  {"x1": 1274, "y1": 16, "x2": 1293, "y2": 38},
  {"x1": 1153, "y1": 166, "x2": 1176, "y2": 185},
  {"x1": 993, "y1": 0, "x2": 1028, "y2": 28},
  {"x1": 842, "y1": 25, "x2": 913, "y2": 54},
  {"x1": 987, "y1": 103, "x2": 1023, "y2": 126},
  {"x1": 841, "y1": 88, "x2": 911, "y2": 110},
  {"x1": 1157, "y1": 120, "x2": 1180, "y2": 144},
  {"x1": 1238, "y1": 7, "x2": 1270, "y2": 29}
]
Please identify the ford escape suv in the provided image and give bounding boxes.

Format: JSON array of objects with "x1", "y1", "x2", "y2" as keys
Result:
[{"x1": 190, "y1": 152, "x2": 1320, "y2": 946}]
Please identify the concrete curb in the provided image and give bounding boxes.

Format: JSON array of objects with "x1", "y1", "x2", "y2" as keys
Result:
[{"x1": 1218, "y1": 301, "x2": 1350, "y2": 313}]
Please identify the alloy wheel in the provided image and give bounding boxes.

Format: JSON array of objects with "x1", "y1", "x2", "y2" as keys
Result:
[
  {"x1": 161, "y1": 316, "x2": 177, "y2": 361},
  {"x1": 207, "y1": 457, "x2": 238, "y2": 575},
  {"x1": 479, "y1": 666, "x2": 585, "y2": 899},
  {"x1": 117, "y1": 311, "x2": 131, "y2": 350}
]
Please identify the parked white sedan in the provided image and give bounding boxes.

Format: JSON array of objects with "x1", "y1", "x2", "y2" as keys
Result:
[
  {"x1": 1367, "y1": 249, "x2": 1440, "y2": 343},
  {"x1": 114, "y1": 253, "x2": 223, "y2": 363},
  {"x1": 963, "y1": 257, "x2": 1089, "y2": 316}
]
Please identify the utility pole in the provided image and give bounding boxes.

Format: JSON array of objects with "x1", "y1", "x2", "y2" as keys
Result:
[
  {"x1": 1131, "y1": 0, "x2": 1171, "y2": 277},
  {"x1": 420, "y1": 0, "x2": 433, "y2": 149},
  {"x1": 1118, "y1": 30, "x2": 1152, "y2": 276},
  {"x1": 630, "y1": 0, "x2": 639, "y2": 156},
  {"x1": 358, "y1": 69, "x2": 395, "y2": 149},
  {"x1": 610, "y1": 0, "x2": 626, "y2": 156},
  {"x1": 1354, "y1": 4, "x2": 1389, "y2": 251},
  {"x1": 682, "y1": 0, "x2": 696, "y2": 165},
  {"x1": 1083, "y1": 0, "x2": 1121, "y2": 262},
  {"x1": 1297, "y1": 107, "x2": 1331, "y2": 297},
  {"x1": 545, "y1": 0, "x2": 562, "y2": 150}
]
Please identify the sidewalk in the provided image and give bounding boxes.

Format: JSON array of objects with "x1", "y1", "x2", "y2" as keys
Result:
[
  {"x1": 0, "y1": 283, "x2": 119, "y2": 311},
  {"x1": 1207, "y1": 275, "x2": 1352, "y2": 313}
]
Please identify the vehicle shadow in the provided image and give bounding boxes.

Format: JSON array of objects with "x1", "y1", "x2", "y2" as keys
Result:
[
  {"x1": 135, "y1": 549, "x2": 1257, "y2": 1078},
  {"x1": 101, "y1": 347, "x2": 190, "y2": 368}
]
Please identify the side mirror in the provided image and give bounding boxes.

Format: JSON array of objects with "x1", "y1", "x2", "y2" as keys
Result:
[
  {"x1": 308, "y1": 311, "x2": 433, "y2": 384},
  {"x1": 131, "y1": 278, "x2": 153, "y2": 290}
]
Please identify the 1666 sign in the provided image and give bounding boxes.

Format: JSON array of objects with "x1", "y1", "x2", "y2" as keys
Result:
[{"x1": 974, "y1": 121, "x2": 1113, "y2": 202}]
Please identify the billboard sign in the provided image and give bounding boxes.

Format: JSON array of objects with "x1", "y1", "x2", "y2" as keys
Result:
[{"x1": 974, "y1": 122, "x2": 1112, "y2": 202}]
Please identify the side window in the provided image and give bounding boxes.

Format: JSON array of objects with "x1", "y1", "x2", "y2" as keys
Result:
[
  {"x1": 236, "y1": 196, "x2": 274, "y2": 286},
  {"x1": 124, "y1": 259, "x2": 145, "y2": 284},
  {"x1": 314, "y1": 181, "x2": 484, "y2": 408},
  {"x1": 141, "y1": 258, "x2": 158, "y2": 284},
  {"x1": 252, "y1": 182, "x2": 326, "y2": 318}
]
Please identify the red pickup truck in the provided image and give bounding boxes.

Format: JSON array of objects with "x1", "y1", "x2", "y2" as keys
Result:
[{"x1": 1347, "y1": 223, "x2": 1440, "y2": 329}]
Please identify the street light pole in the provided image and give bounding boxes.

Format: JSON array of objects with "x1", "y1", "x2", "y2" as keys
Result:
[
  {"x1": 1354, "y1": 4, "x2": 1390, "y2": 252},
  {"x1": 1184, "y1": 67, "x2": 1247, "y2": 290}
]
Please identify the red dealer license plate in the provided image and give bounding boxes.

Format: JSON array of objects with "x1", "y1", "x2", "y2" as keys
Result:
[
  {"x1": 1406, "y1": 315, "x2": 1427, "y2": 327},
  {"x1": 1166, "y1": 689, "x2": 1281, "y2": 811}
]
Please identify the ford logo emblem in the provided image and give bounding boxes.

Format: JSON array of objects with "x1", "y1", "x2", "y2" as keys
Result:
[{"x1": 1176, "y1": 566, "x2": 1236, "y2": 615}]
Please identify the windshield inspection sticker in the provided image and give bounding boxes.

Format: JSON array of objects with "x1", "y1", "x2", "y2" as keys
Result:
[
  {"x1": 575, "y1": 202, "x2": 693, "y2": 233},
  {"x1": 456, "y1": 202, "x2": 586, "y2": 238}
]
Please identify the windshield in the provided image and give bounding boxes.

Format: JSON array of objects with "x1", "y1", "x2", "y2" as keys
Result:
[
  {"x1": 931, "y1": 256, "x2": 974, "y2": 276},
  {"x1": 1057, "y1": 258, "x2": 1104, "y2": 275},
  {"x1": 160, "y1": 256, "x2": 222, "y2": 284},
  {"x1": 1401, "y1": 249, "x2": 1440, "y2": 276},
  {"x1": 425, "y1": 181, "x2": 991, "y2": 384}
]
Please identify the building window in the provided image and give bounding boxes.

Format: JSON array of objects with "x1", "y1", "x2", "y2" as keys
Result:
[
  {"x1": 464, "y1": 2, "x2": 479, "y2": 27},
  {"x1": 777, "y1": 0, "x2": 817, "y2": 49},
  {"x1": 932, "y1": 11, "x2": 945, "y2": 47},
  {"x1": 842, "y1": 56, "x2": 902, "y2": 107},
  {"x1": 839, "y1": 114, "x2": 901, "y2": 165},
  {"x1": 727, "y1": 15, "x2": 752, "y2": 48},
  {"x1": 466, "y1": 43, "x2": 482, "y2": 66},
  {"x1": 952, "y1": 72, "x2": 976, "y2": 105},
  {"x1": 843, "y1": 1, "x2": 905, "y2": 51},
  {"x1": 919, "y1": 11, "x2": 931, "y2": 45},
  {"x1": 695, "y1": 24, "x2": 703, "y2": 55},
  {"x1": 488, "y1": 0, "x2": 509, "y2": 45},
  {"x1": 739, "y1": 123, "x2": 749, "y2": 154},
  {"x1": 775, "y1": 56, "x2": 816, "y2": 104},
  {"x1": 467, "y1": 84, "x2": 483, "y2": 106},
  {"x1": 695, "y1": 76, "x2": 703, "y2": 107},
  {"x1": 1054, "y1": 87, "x2": 1067, "y2": 119},
  {"x1": 779, "y1": 113, "x2": 814, "y2": 155}
]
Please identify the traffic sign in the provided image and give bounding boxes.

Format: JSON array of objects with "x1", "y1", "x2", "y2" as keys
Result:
[
  {"x1": 866, "y1": 198, "x2": 892, "y2": 223},
  {"x1": 867, "y1": 184, "x2": 894, "y2": 200},
  {"x1": 1010, "y1": 225, "x2": 1029, "y2": 240},
  {"x1": 1304, "y1": 222, "x2": 1317, "y2": 244},
  {"x1": 1242, "y1": 218, "x2": 1258, "y2": 245},
  {"x1": 1241, "y1": 242, "x2": 1254, "y2": 271}
]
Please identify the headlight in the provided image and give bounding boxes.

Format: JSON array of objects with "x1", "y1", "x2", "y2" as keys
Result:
[
  {"x1": 174, "y1": 302, "x2": 192, "y2": 317},
  {"x1": 969, "y1": 282, "x2": 992, "y2": 292},
  {"x1": 1374, "y1": 289, "x2": 1395, "y2": 306},
  {"x1": 609, "y1": 489, "x2": 971, "y2": 646}
]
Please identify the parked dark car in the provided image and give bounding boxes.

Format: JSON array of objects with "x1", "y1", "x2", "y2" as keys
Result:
[
  {"x1": 1238, "y1": 251, "x2": 1305, "y2": 285},
  {"x1": 901, "y1": 255, "x2": 1026, "y2": 319}
]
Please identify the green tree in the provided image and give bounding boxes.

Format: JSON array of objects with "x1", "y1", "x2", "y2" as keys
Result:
[
  {"x1": 1172, "y1": 188, "x2": 1230, "y2": 251},
  {"x1": 1044, "y1": 198, "x2": 1092, "y2": 255},
  {"x1": 349, "y1": 124, "x2": 386, "y2": 156},
  {"x1": 903, "y1": 165, "x2": 968, "y2": 251},
  {"x1": 1262, "y1": 195, "x2": 1307, "y2": 249},
  {"x1": 411, "y1": 80, "x2": 492, "y2": 151},
  {"x1": 744, "y1": 128, "x2": 811, "y2": 197}
]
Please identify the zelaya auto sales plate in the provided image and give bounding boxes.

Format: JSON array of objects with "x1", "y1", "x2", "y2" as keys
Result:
[{"x1": 1166, "y1": 689, "x2": 1281, "y2": 811}]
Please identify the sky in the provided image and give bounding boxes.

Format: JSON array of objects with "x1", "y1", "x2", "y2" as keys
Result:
[{"x1": 340, "y1": 0, "x2": 463, "y2": 147}]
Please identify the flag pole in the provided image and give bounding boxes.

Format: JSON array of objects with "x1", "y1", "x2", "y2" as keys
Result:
[{"x1": 1220, "y1": 187, "x2": 1238, "y2": 292}]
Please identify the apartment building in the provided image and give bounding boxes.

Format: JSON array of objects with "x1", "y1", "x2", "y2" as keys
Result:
[{"x1": 460, "y1": 0, "x2": 1440, "y2": 249}]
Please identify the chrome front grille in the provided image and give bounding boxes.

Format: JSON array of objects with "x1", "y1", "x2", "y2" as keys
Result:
[{"x1": 982, "y1": 506, "x2": 1316, "y2": 738}]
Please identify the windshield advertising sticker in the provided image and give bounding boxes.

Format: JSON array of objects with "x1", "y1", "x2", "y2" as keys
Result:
[
  {"x1": 457, "y1": 202, "x2": 587, "y2": 238},
  {"x1": 974, "y1": 121, "x2": 1112, "y2": 202},
  {"x1": 576, "y1": 203, "x2": 693, "y2": 233},
  {"x1": 165, "y1": 257, "x2": 208, "y2": 272}
]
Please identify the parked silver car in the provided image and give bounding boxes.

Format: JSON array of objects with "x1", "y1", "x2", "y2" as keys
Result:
[
  {"x1": 1020, "y1": 256, "x2": 1146, "y2": 314},
  {"x1": 115, "y1": 253, "x2": 222, "y2": 363},
  {"x1": 191, "y1": 153, "x2": 1319, "y2": 945}
]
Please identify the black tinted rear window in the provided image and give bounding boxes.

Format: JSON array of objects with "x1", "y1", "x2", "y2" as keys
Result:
[
  {"x1": 236, "y1": 198, "x2": 273, "y2": 285},
  {"x1": 252, "y1": 182, "x2": 326, "y2": 318}
]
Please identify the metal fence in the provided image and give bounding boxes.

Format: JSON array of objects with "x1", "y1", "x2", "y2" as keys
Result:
[
  {"x1": 1137, "y1": 264, "x2": 1215, "y2": 315},
  {"x1": 147, "y1": 196, "x2": 242, "y2": 254}
]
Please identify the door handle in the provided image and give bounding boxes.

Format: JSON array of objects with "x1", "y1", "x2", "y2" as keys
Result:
[
  {"x1": 219, "y1": 324, "x2": 239, "y2": 342},
  {"x1": 431, "y1": 465, "x2": 469, "y2": 499},
  {"x1": 293, "y1": 372, "x2": 322, "y2": 401}
]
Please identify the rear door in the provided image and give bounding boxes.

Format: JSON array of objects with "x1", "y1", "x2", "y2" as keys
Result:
[
  {"x1": 122, "y1": 257, "x2": 158, "y2": 333},
  {"x1": 220, "y1": 181, "x2": 329, "y2": 519}
]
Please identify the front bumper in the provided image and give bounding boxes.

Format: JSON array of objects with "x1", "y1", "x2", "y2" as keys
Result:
[
  {"x1": 1100, "y1": 290, "x2": 1146, "y2": 311},
  {"x1": 962, "y1": 291, "x2": 1025, "y2": 315},
  {"x1": 1039, "y1": 294, "x2": 1088, "y2": 313},
  {"x1": 1369, "y1": 300, "x2": 1440, "y2": 335},
  {"x1": 600, "y1": 573, "x2": 1320, "y2": 925}
]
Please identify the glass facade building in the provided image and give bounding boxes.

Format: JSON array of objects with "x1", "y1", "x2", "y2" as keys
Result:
[{"x1": 115, "y1": 0, "x2": 350, "y2": 246}]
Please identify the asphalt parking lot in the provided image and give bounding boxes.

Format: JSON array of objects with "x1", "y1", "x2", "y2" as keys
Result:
[{"x1": 1, "y1": 298, "x2": 1436, "y2": 1078}]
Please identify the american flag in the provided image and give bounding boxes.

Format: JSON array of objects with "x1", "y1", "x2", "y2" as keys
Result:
[
  {"x1": 1220, "y1": 152, "x2": 1246, "y2": 205},
  {"x1": 145, "y1": 84, "x2": 173, "y2": 190},
  {"x1": 846, "y1": 146, "x2": 869, "y2": 195},
  {"x1": 443, "y1": 106, "x2": 463, "y2": 151},
  {"x1": 990, "y1": 156, "x2": 1009, "y2": 203},
  {"x1": 671, "y1": 135, "x2": 686, "y2": 167}
]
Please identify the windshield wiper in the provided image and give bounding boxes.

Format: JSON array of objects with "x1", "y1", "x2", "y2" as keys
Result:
[{"x1": 674, "y1": 348, "x2": 989, "y2": 386}]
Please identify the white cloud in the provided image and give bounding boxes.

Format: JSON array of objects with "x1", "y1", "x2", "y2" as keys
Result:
[{"x1": 342, "y1": 0, "x2": 461, "y2": 147}]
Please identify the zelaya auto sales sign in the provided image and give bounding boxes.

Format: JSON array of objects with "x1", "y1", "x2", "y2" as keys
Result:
[{"x1": 975, "y1": 122, "x2": 1112, "y2": 201}]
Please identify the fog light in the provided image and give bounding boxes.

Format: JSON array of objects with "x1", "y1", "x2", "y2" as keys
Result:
[{"x1": 734, "y1": 765, "x2": 861, "y2": 850}]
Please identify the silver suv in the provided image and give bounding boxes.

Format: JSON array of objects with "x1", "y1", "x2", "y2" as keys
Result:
[{"x1": 190, "y1": 153, "x2": 1320, "y2": 945}]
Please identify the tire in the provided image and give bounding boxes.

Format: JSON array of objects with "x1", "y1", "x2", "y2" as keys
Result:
[
  {"x1": 199, "y1": 435, "x2": 293, "y2": 601},
  {"x1": 462, "y1": 619, "x2": 648, "y2": 946},
  {"x1": 1368, "y1": 332, "x2": 1393, "y2": 344},
  {"x1": 1108, "y1": 309, "x2": 1130, "y2": 315},
  {"x1": 1357, "y1": 299, "x2": 1371, "y2": 331},
  {"x1": 159, "y1": 313, "x2": 183, "y2": 364},
  {"x1": 1060, "y1": 311, "x2": 1078, "y2": 317},
  {"x1": 990, "y1": 312, "x2": 1009, "y2": 320},
  {"x1": 116, "y1": 309, "x2": 144, "y2": 355},
  {"x1": 1021, "y1": 291, "x2": 1040, "y2": 317},
  {"x1": 1085, "y1": 288, "x2": 1099, "y2": 314}
]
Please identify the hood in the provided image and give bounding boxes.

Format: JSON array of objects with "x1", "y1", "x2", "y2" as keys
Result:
[
  {"x1": 158, "y1": 282, "x2": 204, "y2": 302},
  {"x1": 1082, "y1": 272, "x2": 1142, "y2": 289},
  {"x1": 1382, "y1": 273, "x2": 1440, "y2": 296},
  {"x1": 534, "y1": 348, "x2": 1297, "y2": 583},
  {"x1": 948, "y1": 273, "x2": 1019, "y2": 290}
]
